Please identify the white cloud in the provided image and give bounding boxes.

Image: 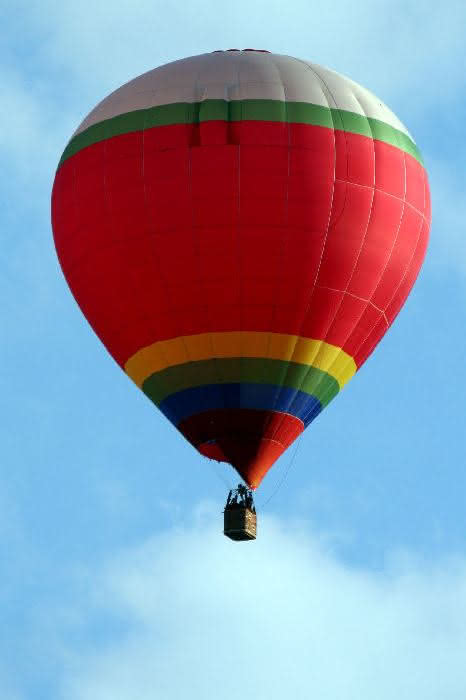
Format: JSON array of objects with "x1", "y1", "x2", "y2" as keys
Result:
[{"x1": 54, "y1": 507, "x2": 466, "y2": 700}]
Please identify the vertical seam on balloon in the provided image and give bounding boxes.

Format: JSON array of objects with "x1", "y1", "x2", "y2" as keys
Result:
[
  {"x1": 71, "y1": 151, "x2": 78, "y2": 272},
  {"x1": 318, "y1": 200, "x2": 425, "y2": 387},
  {"x1": 208, "y1": 74, "x2": 238, "y2": 439},
  {"x1": 354, "y1": 198, "x2": 424, "y2": 366},
  {"x1": 311, "y1": 227, "x2": 393, "y2": 402},
  {"x1": 263, "y1": 54, "x2": 292, "y2": 443},
  {"x1": 235, "y1": 55, "x2": 244, "y2": 442},
  {"x1": 380, "y1": 149, "x2": 425, "y2": 321},
  {"x1": 334, "y1": 89, "x2": 407, "y2": 332},
  {"x1": 192, "y1": 72, "x2": 227, "y2": 420},
  {"x1": 299, "y1": 91, "x2": 378, "y2": 411},
  {"x1": 284, "y1": 89, "x2": 379, "y2": 421},
  {"x1": 238, "y1": 54, "x2": 286, "y2": 460},
  {"x1": 273, "y1": 61, "x2": 351, "y2": 426},
  {"x1": 382, "y1": 160, "x2": 428, "y2": 328},
  {"x1": 330, "y1": 146, "x2": 424, "y2": 376},
  {"x1": 266, "y1": 59, "x2": 346, "y2": 438},
  {"x1": 355, "y1": 123, "x2": 408, "y2": 331},
  {"x1": 139, "y1": 109, "x2": 177, "y2": 381},
  {"x1": 101, "y1": 125, "x2": 114, "y2": 350},
  {"x1": 301, "y1": 61, "x2": 346, "y2": 289},
  {"x1": 266, "y1": 58, "x2": 339, "y2": 434},
  {"x1": 307, "y1": 93, "x2": 396, "y2": 409},
  {"x1": 322, "y1": 93, "x2": 376, "y2": 323},
  {"x1": 170, "y1": 122, "x2": 194, "y2": 368},
  {"x1": 274, "y1": 87, "x2": 293, "y2": 441}
]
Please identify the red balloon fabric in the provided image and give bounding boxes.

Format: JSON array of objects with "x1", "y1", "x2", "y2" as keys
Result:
[{"x1": 52, "y1": 51, "x2": 430, "y2": 488}]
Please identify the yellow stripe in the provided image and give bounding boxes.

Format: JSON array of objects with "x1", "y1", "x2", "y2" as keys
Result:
[{"x1": 124, "y1": 332, "x2": 357, "y2": 389}]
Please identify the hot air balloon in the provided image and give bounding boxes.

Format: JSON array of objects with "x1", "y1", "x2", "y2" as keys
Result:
[{"x1": 52, "y1": 50, "x2": 430, "y2": 539}]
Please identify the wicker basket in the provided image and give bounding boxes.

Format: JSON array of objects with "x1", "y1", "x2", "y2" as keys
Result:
[{"x1": 224, "y1": 507, "x2": 257, "y2": 541}]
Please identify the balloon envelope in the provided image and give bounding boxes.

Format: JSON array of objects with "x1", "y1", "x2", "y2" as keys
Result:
[{"x1": 52, "y1": 51, "x2": 430, "y2": 488}]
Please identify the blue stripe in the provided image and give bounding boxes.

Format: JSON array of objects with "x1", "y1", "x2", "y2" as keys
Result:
[{"x1": 158, "y1": 383, "x2": 323, "y2": 427}]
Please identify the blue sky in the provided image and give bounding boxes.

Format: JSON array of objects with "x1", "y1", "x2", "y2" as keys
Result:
[{"x1": 2, "y1": 1, "x2": 466, "y2": 697}]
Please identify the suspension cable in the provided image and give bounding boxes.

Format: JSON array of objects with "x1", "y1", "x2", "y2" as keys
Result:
[
  {"x1": 206, "y1": 457, "x2": 235, "y2": 490},
  {"x1": 259, "y1": 434, "x2": 303, "y2": 509}
]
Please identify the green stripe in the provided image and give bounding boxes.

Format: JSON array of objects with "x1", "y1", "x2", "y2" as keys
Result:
[
  {"x1": 58, "y1": 99, "x2": 423, "y2": 168},
  {"x1": 142, "y1": 357, "x2": 340, "y2": 407}
]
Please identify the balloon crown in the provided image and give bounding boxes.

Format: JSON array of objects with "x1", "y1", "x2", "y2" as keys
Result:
[{"x1": 212, "y1": 48, "x2": 271, "y2": 52}]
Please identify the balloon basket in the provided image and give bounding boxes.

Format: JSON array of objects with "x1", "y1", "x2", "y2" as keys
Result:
[
  {"x1": 224, "y1": 507, "x2": 257, "y2": 541},
  {"x1": 223, "y1": 484, "x2": 257, "y2": 541}
]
